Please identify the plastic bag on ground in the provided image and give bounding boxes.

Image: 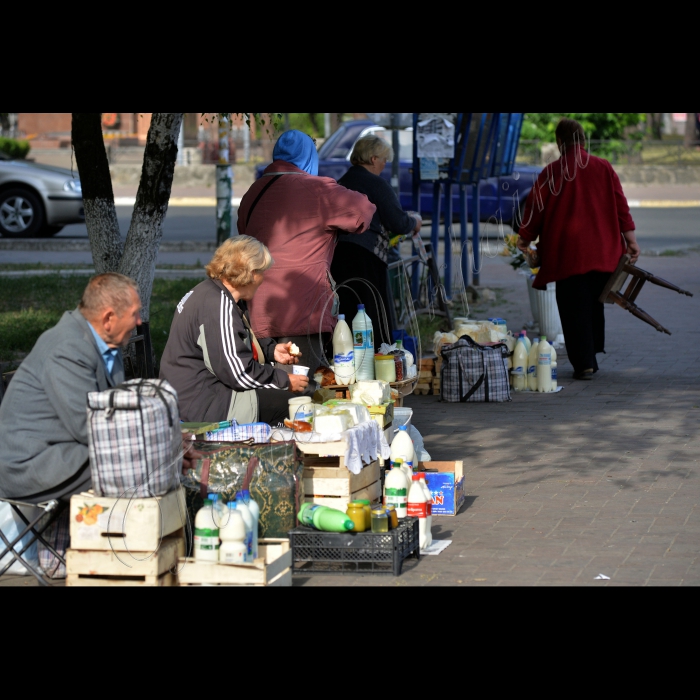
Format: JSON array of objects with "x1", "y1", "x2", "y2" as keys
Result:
[{"x1": 409, "y1": 425, "x2": 432, "y2": 462}]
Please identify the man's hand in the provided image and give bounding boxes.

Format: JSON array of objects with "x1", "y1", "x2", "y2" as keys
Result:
[
  {"x1": 288, "y1": 374, "x2": 309, "y2": 393},
  {"x1": 274, "y1": 342, "x2": 299, "y2": 365},
  {"x1": 181, "y1": 434, "x2": 202, "y2": 475},
  {"x1": 623, "y1": 230, "x2": 641, "y2": 264},
  {"x1": 516, "y1": 235, "x2": 530, "y2": 253}
]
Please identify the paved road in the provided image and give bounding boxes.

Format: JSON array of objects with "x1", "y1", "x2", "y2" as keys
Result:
[{"x1": 50, "y1": 205, "x2": 698, "y2": 252}]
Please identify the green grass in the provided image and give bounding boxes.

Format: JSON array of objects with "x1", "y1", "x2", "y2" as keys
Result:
[{"x1": 0, "y1": 275, "x2": 197, "y2": 365}]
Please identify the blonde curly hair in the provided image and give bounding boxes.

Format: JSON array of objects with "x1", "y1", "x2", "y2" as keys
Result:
[
  {"x1": 205, "y1": 236, "x2": 273, "y2": 287},
  {"x1": 350, "y1": 135, "x2": 394, "y2": 166}
]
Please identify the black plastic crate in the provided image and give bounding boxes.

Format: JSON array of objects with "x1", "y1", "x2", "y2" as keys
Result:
[{"x1": 289, "y1": 517, "x2": 420, "y2": 576}]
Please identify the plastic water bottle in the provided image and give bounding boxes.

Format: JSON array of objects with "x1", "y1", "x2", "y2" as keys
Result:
[
  {"x1": 194, "y1": 499, "x2": 220, "y2": 562},
  {"x1": 240, "y1": 490, "x2": 260, "y2": 560},
  {"x1": 219, "y1": 503, "x2": 247, "y2": 564},
  {"x1": 332, "y1": 314, "x2": 356, "y2": 385},
  {"x1": 207, "y1": 492, "x2": 226, "y2": 527},
  {"x1": 234, "y1": 494, "x2": 254, "y2": 562},
  {"x1": 512, "y1": 337, "x2": 528, "y2": 391},
  {"x1": 537, "y1": 335, "x2": 553, "y2": 392},
  {"x1": 527, "y1": 337, "x2": 540, "y2": 392},
  {"x1": 352, "y1": 304, "x2": 374, "y2": 380},
  {"x1": 551, "y1": 343, "x2": 558, "y2": 391}
]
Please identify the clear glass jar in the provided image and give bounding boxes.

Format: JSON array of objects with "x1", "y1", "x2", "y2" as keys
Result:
[
  {"x1": 371, "y1": 508, "x2": 389, "y2": 533},
  {"x1": 374, "y1": 355, "x2": 396, "y2": 383}
]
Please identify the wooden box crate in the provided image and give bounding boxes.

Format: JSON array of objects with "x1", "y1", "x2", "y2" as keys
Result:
[
  {"x1": 70, "y1": 488, "x2": 186, "y2": 552},
  {"x1": 301, "y1": 458, "x2": 381, "y2": 512},
  {"x1": 178, "y1": 539, "x2": 291, "y2": 587},
  {"x1": 65, "y1": 535, "x2": 184, "y2": 587}
]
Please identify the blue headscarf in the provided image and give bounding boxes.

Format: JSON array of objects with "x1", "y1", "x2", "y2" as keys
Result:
[{"x1": 272, "y1": 130, "x2": 318, "y2": 175}]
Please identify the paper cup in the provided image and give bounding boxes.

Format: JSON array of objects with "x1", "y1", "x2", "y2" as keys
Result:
[{"x1": 293, "y1": 365, "x2": 310, "y2": 376}]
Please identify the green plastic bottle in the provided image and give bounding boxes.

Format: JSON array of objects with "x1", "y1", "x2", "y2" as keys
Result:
[{"x1": 298, "y1": 503, "x2": 354, "y2": 532}]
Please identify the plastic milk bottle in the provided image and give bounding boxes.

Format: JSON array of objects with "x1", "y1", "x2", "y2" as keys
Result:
[
  {"x1": 536, "y1": 335, "x2": 553, "y2": 392},
  {"x1": 512, "y1": 337, "x2": 528, "y2": 391},
  {"x1": 527, "y1": 337, "x2": 540, "y2": 392},
  {"x1": 218, "y1": 503, "x2": 247, "y2": 564},
  {"x1": 390, "y1": 425, "x2": 415, "y2": 474},
  {"x1": 550, "y1": 343, "x2": 558, "y2": 391},
  {"x1": 240, "y1": 490, "x2": 260, "y2": 560},
  {"x1": 234, "y1": 494, "x2": 255, "y2": 563},
  {"x1": 520, "y1": 331, "x2": 531, "y2": 354},
  {"x1": 194, "y1": 499, "x2": 220, "y2": 562},
  {"x1": 407, "y1": 475, "x2": 429, "y2": 550},
  {"x1": 332, "y1": 314, "x2": 356, "y2": 385},
  {"x1": 418, "y1": 472, "x2": 433, "y2": 548},
  {"x1": 383, "y1": 463, "x2": 409, "y2": 519},
  {"x1": 352, "y1": 304, "x2": 375, "y2": 381}
]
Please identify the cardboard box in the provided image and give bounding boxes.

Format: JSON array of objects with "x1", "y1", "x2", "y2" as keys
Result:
[{"x1": 419, "y1": 461, "x2": 465, "y2": 516}]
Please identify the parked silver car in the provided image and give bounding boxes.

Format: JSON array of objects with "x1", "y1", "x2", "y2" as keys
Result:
[{"x1": 0, "y1": 152, "x2": 84, "y2": 237}]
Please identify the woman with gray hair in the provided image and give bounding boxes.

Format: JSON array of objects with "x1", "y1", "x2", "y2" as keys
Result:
[
  {"x1": 159, "y1": 236, "x2": 308, "y2": 426},
  {"x1": 331, "y1": 134, "x2": 422, "y2": 344}
]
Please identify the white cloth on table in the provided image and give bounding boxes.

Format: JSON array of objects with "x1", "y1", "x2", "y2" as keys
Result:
[{"x1": 342, "y1": 420, "x2": 391, "y2": 474}]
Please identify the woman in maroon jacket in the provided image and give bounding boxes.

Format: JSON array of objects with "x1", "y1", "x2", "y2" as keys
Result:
[{"x1": 517, "y1": 118, "x2": 641, "y2": 380}]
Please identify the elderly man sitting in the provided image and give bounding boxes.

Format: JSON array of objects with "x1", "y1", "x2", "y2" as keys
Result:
[{"x1": 0, "y1": 273, "x2": 145, "y2": 504}]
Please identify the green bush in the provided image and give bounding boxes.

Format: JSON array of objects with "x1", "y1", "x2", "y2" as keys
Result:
[{"x1": 0, "y1": 137, "x2": 31, "y2": 159}]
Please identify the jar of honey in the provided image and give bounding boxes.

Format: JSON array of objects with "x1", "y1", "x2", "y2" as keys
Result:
[
  {"x1": 384, "y1": 504, "x2": 399, "y2": 530},
  {"x1": 371, "y1": 508, "x2": 389, "y2": 533},
  {"x1": 355, "y1": 499, "x2": 372, "y2": 530},
  {"x1": 346, "y1": 501, "x2": 366, "y2": 532}
]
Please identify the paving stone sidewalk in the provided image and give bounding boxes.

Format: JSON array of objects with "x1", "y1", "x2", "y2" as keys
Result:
[
  {"x1": 2, "y1": 250, "x2": 698, "y2": 587},
  {"x1": 295, "y1": 250, "x2": 700, "y2": 587}
]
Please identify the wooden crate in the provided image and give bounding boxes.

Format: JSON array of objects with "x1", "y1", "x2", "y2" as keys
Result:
[
  {"x1": 70, "y1": 488, "x2": 186, "y2": 552},
  {"x1": 301, "y1": 458, "x2": 380, "y2": 512},
  {"x1": 65, "y1": 535, "x2": 184, "y2": 587},
  {"x1": 178, "y1": 539, "x2": 291, "y2": 587}
]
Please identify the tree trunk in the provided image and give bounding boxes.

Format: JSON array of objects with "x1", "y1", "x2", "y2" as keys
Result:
[
  {"x1": 118, "y1": 113, "x2": 183, "y2": 322},
  {"x1": 684, "y1": 112, "x2": 696, "y2": 148},
  {"x1": 646, "y1": 113, "x2": 663, "y2": 140},
  {"x1": 71, "y1": 113, "x2": 123, "y2": 272}
]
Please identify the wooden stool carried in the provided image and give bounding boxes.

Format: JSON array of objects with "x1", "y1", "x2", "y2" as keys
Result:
[{"x1": 599, "y1": 254, "x2": 693, "y2": 335}]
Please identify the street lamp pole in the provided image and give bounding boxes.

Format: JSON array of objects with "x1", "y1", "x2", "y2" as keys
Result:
[{"x1": 390, "y1": 113, "x2": 401, "y2": 200}]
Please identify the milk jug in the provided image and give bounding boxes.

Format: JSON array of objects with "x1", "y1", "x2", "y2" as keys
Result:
[
  {"x1": 352, "y1": 304, "x2": 374, "y2": 381},
  {"x1": 527, "y1": 337, "x2": 540, "y2": 392},
  {"x1": 551, "y1": 344, "x2": 558, "y2": 391},
  {"x1": 234, "y1": 494, "x2": 254, "y2": 562},
  {"x1": 240, "y1": 490, "x2": 260, "y2": 560},
  {"x1": 520, "y1": 331, "x2": 531, "y2": 354},
  {"x1": 536, "y1": 335, "x2": 553, "y2": 392},
  {"x1": 391, "y1": 425, "x2": 415, "y2": 473},
  {"x1": 332, "y1": 314, "x2": 356, "y2": 385},
  {"x1": 219, "y1": 503, "x2": 247, "y2": 564},
  {"x1": 418, "y1": 472, "x2": 433, "y2": 548},
  {"x1": 407, "y1": 475, "x2": 429, "y2": 550},
  {"x1": 383, "y1": 463, "x2": 409, "y2": 519},
  {"x1": 512, "y1": 337, "x2": 528, "y2": 391},
  {"x1": 194, "y1": 499, "x2": 220, "y2": 562},
  {"x1": 207, "y1": 492, "x2": 226, "y2": 527}
]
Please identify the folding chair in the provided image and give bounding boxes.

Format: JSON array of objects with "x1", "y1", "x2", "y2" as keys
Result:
[
  {"x1": 599, "y1": 254, "x2": 694, "y2": 335},
  {"x1": 0, "y1": 498, "x2": 69, "y2": 586}
]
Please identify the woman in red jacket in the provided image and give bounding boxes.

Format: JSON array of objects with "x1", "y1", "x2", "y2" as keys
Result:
[{"x1": 517, "y1": 118, "x2": 641, "y2": 380}]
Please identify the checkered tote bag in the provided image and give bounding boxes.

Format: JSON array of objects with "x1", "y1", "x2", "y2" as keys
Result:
[
  {"x1": 87, "y1": 379, "x2": 182, "y2": 498},
  {"x1": 441, "y1": 335, "x2": 511, "y2": 402}
]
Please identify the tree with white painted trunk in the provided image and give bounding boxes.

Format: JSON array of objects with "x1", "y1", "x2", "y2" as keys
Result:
[{"x1": 72, "y1": 112, "x2": 183, "y2": 321}]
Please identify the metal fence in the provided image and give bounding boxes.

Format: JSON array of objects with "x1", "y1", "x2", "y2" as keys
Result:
[{"x1": 517, "y1": 139, "x2": 700, "y2": 167}]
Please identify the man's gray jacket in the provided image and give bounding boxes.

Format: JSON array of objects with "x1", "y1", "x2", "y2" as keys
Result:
[{"x1": 0, "y1": 309, "x2": 123, "y2": 500}]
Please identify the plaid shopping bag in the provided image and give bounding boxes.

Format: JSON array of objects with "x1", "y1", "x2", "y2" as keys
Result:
[
  {"x1": 87, "y1": 379, "x2": 183, "y2": 498},
  {"x1": 441, "y1": 335, "x2": 511, "y2": 403}
]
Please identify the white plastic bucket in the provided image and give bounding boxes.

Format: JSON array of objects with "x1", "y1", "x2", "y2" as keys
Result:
[
  {"x1": 526, "y1": 274, "x2": 541, "y2": 327},
  {"x1": 537, "y1": 282, "x2": 563, "y2": 340}
]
